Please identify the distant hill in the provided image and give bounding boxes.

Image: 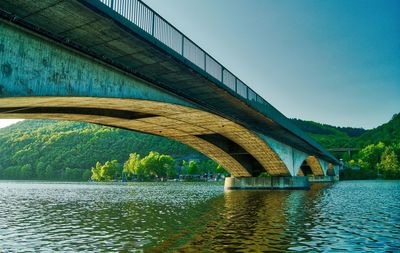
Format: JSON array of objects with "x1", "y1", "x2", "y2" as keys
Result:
[
  {"x1": 291, "y1": 113, "x2": 400, "y2": 149},
  {"x1": 291, "y1": 118, "x2": 366, "y2": 137},
  {"x1": 354, "y1": 113, "x2": 400, "y2": 147},
  {"x1": 0, "y1": 120, "x2": 202, "y2": 180},
  {"x1": 291, "y1": 118, "x2": 353, "y2": 148}
]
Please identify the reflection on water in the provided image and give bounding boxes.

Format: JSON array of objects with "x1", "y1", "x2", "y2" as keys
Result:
[{"x1": 0, "y1": 181, "x2": 399, "y2": 252}]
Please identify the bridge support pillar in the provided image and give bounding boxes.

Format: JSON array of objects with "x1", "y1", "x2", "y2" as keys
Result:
[{"x1": 224, "y1": 176, "x2": 309, "y2": 191}]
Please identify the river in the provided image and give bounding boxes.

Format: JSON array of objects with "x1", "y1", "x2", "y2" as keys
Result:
[{"x1": 0, "y1": 180, "x2": 399, "y2": 252}]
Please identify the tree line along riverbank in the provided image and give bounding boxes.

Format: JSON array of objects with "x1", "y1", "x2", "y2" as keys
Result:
[
  {"x1": 0, "y1": 113, "x2": 398, "y2": 181},
  {"x1": 91, "y1": 151, "x2": 227, "y2": 182}
]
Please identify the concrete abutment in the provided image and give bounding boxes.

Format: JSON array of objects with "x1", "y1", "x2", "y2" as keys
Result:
[
  {"x1": 224, "y1": 176, "x2": 310, "y2": 190},
  {"x1": 307, "y1": 175, "x2": 338, "y2": 183}
]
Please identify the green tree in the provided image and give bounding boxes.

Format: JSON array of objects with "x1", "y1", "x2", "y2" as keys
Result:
[
  {"x1": 82, "y1": 169, "x2": 91, "y2": 181},
  {"x1": 123, "y1": 153, "x2": 141, "y2": 179},
  {"x1": 20, "y1": 164, "x2": 33, "y2": 179},
  {"x1": 91, "y1": 162, "x2": 102, "y2": 181},
  {"x1": 180, "y1": 160, "x2": 189, "y2": 175},
  {"x1": 187, "y1": 160, "x2": 199, "y2": 175},
  {"x1": 357, "y1": 142, "x2": 385, "y2": 169},
  {"x1": 135, "y1": 162, "x2": 147, "y2": 180},
  {"x1": 342, "y1": 152, "x2": 351, "y2": 162},
  {"x1": 216, "y1": 164, "x2": 227, "y2": 174},
  {"x1": 140, "y1": 151, "x2": 160, "y2": 179},
  {"x1": 159, "y1": 154, "x2": 176, "y2": 179},
  {"x1": 100, "y1": 160, "x2": 121, "y2": 181},
  {"x1": 377, "y1": 147, "x2": 400, "y2": 179},
  {"x1": 3, "y1": 166, "x2": 19, "y2": 179},
  {"x1": 35, "y1": 161, "x2": 46, "y2": 179},
  {"x1": 45, "y1": 165, "x2": 57, "y2": 179},
  {"x1": 64, "y1": 167, "x2": 81, "y2": 181},
  {"x1": 139, "y1": 151, "x2": 176, "y2": 180},
  {"x1": 198, "y1": 160, "x2": 216, "y2": 174}
]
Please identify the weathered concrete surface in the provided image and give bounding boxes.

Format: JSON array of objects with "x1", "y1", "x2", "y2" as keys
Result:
[
  {"x1": 0, "y1": 21, "x2": 295, "y2": 177},
  {"x1": 258, "y1": 134, "x2": 331, "y2": 178},
  {"x1": 0, "y1": 21, "x2": 191, "y2": 107},
  {"x1": 0, "y1": 0, "x2": 339, "y2": 167},
  {"x1": 259, "y1": 134, "x2": 309, "y2": 176},
  {"x1": 334, "y1": 165, "x2": 341, "y2": 177},
  {"x1": 224, "y1": 176, "x2": 310, "y2": 190},
  {"x1": 319, "y1": 159, "x2": 330, "y2": 176},
  {"x1": 293, "y1": 150, "x2": 310, "y2": 176},
  {"x1": 308, "y1": 176, "x2": 335, "y2": 183}
]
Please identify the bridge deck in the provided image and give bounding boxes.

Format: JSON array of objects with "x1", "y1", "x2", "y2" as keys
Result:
[{"x1": 0, "y1": 0, "x2": 338, "y2": 164}]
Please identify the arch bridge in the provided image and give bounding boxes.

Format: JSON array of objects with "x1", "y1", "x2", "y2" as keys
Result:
[{"x1": 0, "y1": 0, "x2": 340, "y2": 188}]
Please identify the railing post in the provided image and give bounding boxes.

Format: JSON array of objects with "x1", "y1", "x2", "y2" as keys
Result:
[
  {"x1": 204, "y1": 53, "x2": 206, "y2": 71},
  {"x1": 110, "y1": 0, "x2": 114, "y2": 9},
  {"x1": 181, "y1": 36, "x2": 184, "y2": 56},
  {"x1": 151, "y1": 12, "x2": 155, "y2": 36},
  {"x1": 235, "y1": 78, "x2": 238, "y2": 93},
  {"x1": 221, "y1": 67, "x2": 224, "y2": 83}
]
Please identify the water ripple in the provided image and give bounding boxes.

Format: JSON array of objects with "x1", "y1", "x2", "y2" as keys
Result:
[{"x1": 0, "y1": 180, "x2": 399, "y2": 252}]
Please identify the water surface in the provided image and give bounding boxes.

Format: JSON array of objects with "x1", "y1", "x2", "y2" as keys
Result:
[{"x1": 0, "y1": 180, "x2": 399, "y2": 252}]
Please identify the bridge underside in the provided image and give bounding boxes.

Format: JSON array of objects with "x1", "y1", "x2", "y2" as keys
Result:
[
  {"x1": 0, "y1": 97, "x2": 291, "y2": 177},
  {"x1": 0, "y1": 13, "x2": 337, "y2": 180},
  {"x1": 0, "y1": 0, "x2": 339, "y2": 167}
]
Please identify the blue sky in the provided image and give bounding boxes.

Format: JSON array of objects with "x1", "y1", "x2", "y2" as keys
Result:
[
  {"x1": 141, "y1": 0, "x2": 399, "y2": 129},
  {"x1": 0, "y1": 0, "x2": 399, "y2": 129}
]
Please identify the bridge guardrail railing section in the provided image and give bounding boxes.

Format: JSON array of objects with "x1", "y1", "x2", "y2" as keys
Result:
[
  {"x1": 97, "y1": 0, "x2": 337, "y2": 163},
  {"x1": 98, "y1": 0, "x2": 277, "y2": 114}
]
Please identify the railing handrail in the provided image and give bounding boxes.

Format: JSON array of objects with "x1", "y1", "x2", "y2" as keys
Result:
[
  {"x1": 95, "y1": 0, "x2": 338, "y2": 164},
  {"x1": 97, "y1": 0, "x2": 275, "y2": 107}
]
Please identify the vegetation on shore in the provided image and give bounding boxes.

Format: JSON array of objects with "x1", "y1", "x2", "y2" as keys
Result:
[
  {"x1": 0, "y1": 120, "x2": 206, "y2": 181},
  {"x1": 0, "y1": 113, "x2": 398, "y2": 181},
  {"x1": 342, "y1": 142, "x2": 400, "y2": 179},
  {"x1": 91, "y1": 151, "x2": 227, "y2": 182},
  {"x1": 294, "y1": 113, "x2": 400, "y2": 179}
]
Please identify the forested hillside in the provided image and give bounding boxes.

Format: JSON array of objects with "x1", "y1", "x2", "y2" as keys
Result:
[
  {"x1": 0, "y1": 120, "x2": 202, "y2": 180},
  {"x1": 292, "y1": 113, "x2": 400, "y2": 148},
  {"x1": 354, "y1": 114, "x2": 400, "y2": 147},
  {"x1": 292, "y1": 118, "x2": 354, "y2": 148},
  {"x1": 0, "y1": 113, "x2": 399, "y2": 181},
  {"x1": 293, "y1": 114, "x2": 400, "y2": 179}
]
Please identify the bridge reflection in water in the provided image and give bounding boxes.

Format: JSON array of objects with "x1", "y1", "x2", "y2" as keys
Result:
[{"x1": 164, "y1": 184, "x2": 330, "y2": 252}]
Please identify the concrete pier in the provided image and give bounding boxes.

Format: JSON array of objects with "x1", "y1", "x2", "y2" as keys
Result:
[
  {"x1": 308, "y1": 176, "x2": 336, "y2": 183},
  {"x1": 224, "y1": 176, "x2": 310, "y2": 190}
]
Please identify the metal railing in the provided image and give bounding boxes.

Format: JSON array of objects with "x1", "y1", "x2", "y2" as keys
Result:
[
  {"x1": 97, "y1": 0, "x2": 276, "y2": 110},
  {"x1": 96, "y1": 0, "x2": 337, "y2": 163}
]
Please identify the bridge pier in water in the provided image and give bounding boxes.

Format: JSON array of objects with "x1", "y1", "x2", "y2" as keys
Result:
[
  {"x1": 308, "y1": 175, "x2": 339, "y2": 183},
  {"x1": 224, "y1": 176, "x2": 310, "y2": 190}
]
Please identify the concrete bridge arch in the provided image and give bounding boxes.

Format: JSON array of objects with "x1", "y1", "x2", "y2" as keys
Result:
[
  {"x1": 0, "y1": 1, "x2": 340, "y2": 187},
  {"x1": 296, "y1": 156, "x2": 326, "y2": 176},
  {"x1": 0, "y1": 97, "x2": 292, "y2": 178}
]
